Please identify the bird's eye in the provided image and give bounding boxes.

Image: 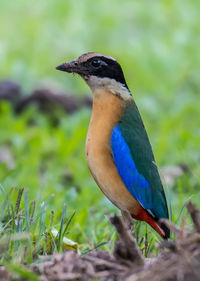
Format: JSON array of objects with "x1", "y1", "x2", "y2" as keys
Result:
[{"x1": 91, "y1": 59, "x2": 101, "y2": 68}]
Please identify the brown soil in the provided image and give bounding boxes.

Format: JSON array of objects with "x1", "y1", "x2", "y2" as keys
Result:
[
  {"x1": 32, "y1": 202, "x2": 200, "y2": 281},
  {"x1": 1, "y1": 201, "x2": 200, "y2": 281}
]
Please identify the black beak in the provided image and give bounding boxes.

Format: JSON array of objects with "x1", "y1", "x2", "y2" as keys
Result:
[{"x1": 56, "y1": 60, "x2": 79, "y2": 73}]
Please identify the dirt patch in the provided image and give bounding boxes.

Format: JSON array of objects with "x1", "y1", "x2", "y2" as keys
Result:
[
  {"x1": 0, "y1": 80, "x2": 92, "y2": 114},
  {"x1": 25, "y1": 201, "x2": 200, "y2": 281}
]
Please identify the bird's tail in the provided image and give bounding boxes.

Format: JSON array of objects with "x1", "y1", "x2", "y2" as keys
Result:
[
  {"x1": 144, "y1": 215, "x2": 170, "y2": 239},
  {"x1": 158, "y1": 221, "x2": 170, "y2": 239},
  {"x1": 144, "y1": 215, "x2": 165, "y2": 238}
]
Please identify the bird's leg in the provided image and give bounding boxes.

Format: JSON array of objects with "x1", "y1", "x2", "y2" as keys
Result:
[{"x1": 121, "y1": 210, "x2": 134, "y2": 232}]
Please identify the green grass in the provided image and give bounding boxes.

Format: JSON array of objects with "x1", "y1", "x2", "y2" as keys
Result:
[
  {"x1": 0, "y1": 0, "x2": 200, "y2": 279},
  {"x1": 0, "y1": 103, "x2": 117, "y2": 257}
]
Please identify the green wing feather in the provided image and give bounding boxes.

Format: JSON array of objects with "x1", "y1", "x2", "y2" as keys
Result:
[{"x1": 118, "y1": 99, "x2": 169, "y2": 219}]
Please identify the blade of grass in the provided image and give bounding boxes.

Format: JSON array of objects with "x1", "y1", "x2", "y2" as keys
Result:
[
  {"x1": 155, "y1": 163, "x2": 172, "y2": 221},
  {"x1": 24, "y1": 191, "x2": 30, "y2": 230},
  {"x1": 50, "y1": 210, "x2": 54, "y2": 228},
  {"x1": 0, "y1": 209, "x2": 24, "y2": 235},
  {"x1": 175, "y1": 195, "x2": 193, "y2": 225},
  {"x1": 62, "y1": 210, "x2": 76, "y2": 236},
  {"x1": 81, "y1": 241, "x2": 109, "y2": 255},
  {"x1": 33, "y1": 201, "x2": 47, "y2": 257},
  {"x1": 57, "y1": 203, "x2": 66, "y2": 252},
  {"x1": 30, "y1": 200, "x2": 36, "y2": 225},
  {"x1": 31, "y1": 194, "x2": 54, "y2": 224},
  {"x1": 5, "y1": 262, "x2": 40, "y2": 281},
  {"x1": 0, "y1": 184, "x2": 6, "y2": 199},
  {"x1": 0, "y1": 185, "x2": 13, "y2": 221},
  {"x1": 39, "y1": 201, "x2": 46, "y2": 236}
]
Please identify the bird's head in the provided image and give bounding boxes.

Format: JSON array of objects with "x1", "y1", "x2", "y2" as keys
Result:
[{"x1": 56, "y1": 52, "x2": 131, "y2": 99}]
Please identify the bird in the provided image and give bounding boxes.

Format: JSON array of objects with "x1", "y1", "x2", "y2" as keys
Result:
[{"x1": 56, "y1": 52, "x2": 170, "y2": 239}]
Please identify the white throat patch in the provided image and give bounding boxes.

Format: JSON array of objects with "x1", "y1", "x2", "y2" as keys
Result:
[{"x1": 83, "y1": 75, "x2": 132, "y2": 100}]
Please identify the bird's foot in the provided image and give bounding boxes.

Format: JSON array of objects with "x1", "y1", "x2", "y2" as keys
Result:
[{"x1": 121, "y1": 210, "x2": 134, "y2": 232}]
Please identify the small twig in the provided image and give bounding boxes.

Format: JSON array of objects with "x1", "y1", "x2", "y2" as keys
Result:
[
  {"x1": 159, "y1": 219, "x2": 181, "y2": 237},
  {"x1": 30, "y1": 200, "x2": 36, "y2": 224},
  {"x1": 0, "y1": 209, "x2": 24, "y2": 235},
  {"x1": 83, "y1": 255, "x2": 127, "y2": 271},
  {"x1": 187, "y1": 201, "x2": 200, "y2": 233},
  {"x1": 110, "y1": 215, "x2": 144, "y2": 266},
  {"x1": 179, "y1": 216, "x2": 186, "y2": 242},
  {"x1": 180, "y1": 233, "x2": 200, "y2": 247},
  {"x1": 159, "y1": 240, "x2": 179, "y2": 252}
]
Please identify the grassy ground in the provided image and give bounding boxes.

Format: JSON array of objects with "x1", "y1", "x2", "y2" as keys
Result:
[{"x1": 0, "y1": 0, "x2": 200, "y2": 279}]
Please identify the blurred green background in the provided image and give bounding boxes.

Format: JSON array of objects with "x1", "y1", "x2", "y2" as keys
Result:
[{"x1": 0, "y1": 0, "x2": 200, "y2": 261}]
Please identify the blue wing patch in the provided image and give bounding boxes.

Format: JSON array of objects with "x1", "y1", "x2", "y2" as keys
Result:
[{"x1": 111, "y1": 125, "x2": 154, "y2": 212}]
